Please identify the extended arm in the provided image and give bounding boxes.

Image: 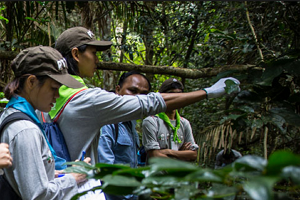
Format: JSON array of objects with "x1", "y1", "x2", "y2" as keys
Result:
[
  {"x1": 161, "y1": 77, "x2": 240, "y2": 112},
  {"x1": 161, "y1": 90, "x2": 206, "y2": 112}
]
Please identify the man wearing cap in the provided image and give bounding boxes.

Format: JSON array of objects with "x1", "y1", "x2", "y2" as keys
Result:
[
  {"x1": 142, "y1": 78, "x2": 199, "y2": 163},
  {"x1": 39, "y1": 26, "x2": 241, "y2": 168}
]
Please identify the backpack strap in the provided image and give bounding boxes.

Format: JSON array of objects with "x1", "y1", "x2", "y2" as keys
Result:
[
  {"x1": 114, "y1": 123, "x2": 119, "y2": 142},
  {"x1": 0, "y1": 112, "x2": 34, "y2": 135},
  {"x1": 0, "y1": 112, "x2": 31, "y2": 200},
  {"x1": 41, "y1": 112, "x2": 46, "y2": 123},
  {"x1": 53, "y1": 88, "x2": 86, "y2": 123}
]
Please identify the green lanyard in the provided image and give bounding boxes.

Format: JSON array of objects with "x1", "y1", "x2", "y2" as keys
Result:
[{"x1": 157, "y1": 110, "x2": 182, "y2": 143}]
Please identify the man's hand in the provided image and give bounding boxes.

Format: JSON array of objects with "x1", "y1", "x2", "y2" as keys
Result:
[{"x1": 204, "y1": 77, "x2": 240, "y2": 99}]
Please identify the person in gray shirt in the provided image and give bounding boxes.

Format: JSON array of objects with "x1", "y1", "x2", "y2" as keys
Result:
[
  {"x1": 1, "y1": 46, "x2": 88, "y2": 200},
  {"x1": 142, "y1": 78, "x2": 199, "y2": 163},
  {"x1": 41, "y1": 26, "x2": 241, "y2": 166}
]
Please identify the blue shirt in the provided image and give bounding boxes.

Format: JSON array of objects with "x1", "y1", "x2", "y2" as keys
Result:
[{"x1": 98, "y1": 120, "x2": 139, "y2": 168}]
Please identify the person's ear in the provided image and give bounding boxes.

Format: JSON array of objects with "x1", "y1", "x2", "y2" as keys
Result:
[
  {"x1": 26, "y1": 75, "x2": 38, "y2": 90},
  {"x1": 71, "y1": 48, "x2": 80, "y2": 62},
  {"x1": 115, "y1": 85, "x2": 121, "y2": 94}
]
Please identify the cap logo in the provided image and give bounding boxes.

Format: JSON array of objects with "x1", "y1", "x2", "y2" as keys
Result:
[
  {"x1": 87, "y1": 30, "x2": 94, "y2": 38},
  {"x1": 173, "y1": 78, "x2": 178, "y2": 82},
  {"x1": 57, "y1": 58, "x2": 67, "y2": 70}
]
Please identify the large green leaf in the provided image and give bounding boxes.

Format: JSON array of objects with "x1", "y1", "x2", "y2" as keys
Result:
[
  {"x1": 111, "y1": 166, "x2": 149, "y2": 181},
  {"x1": 148, "y1": 157, "x2": 198, "y2": 175},
  {"x1": 142, "y1": 176, "x2": 183, "y2": 188},
  {"x1": 257, "y1": 63, "x2": 282, "y2": 86},
  {"x1": 243, "y1": 177, "x2": 278, "y2": 200},
  {"x1": 100, "y1": 174, "x2": 141, "y2": 195},
  {"x1": 261, "y1": 114, "x2": 286, "y2": 134},
  {"x1": 265, "y1": 150, "x2": 300, "y2": 176},
  {"x1": 269, "y1": 108, "x2": 300, "y2": 127},
  {"x1": 220, "y1": 114, "x2": 243, "y2": 124},
  {"x1": 174, "y1": 183, "x2": 199, "y2": 200},
  {"x1": 62, "y1": 166, "x2": 92, "y2": 175},
  {"x1": 281, "y1": 166, "x2": 300, "y2": 185},
  {"x1": 204, "y1": 183, "x2": 237, "y2": 199},
  {"x1": 102, "y1": 174, "x2": 141, "y2": 187},
  {"x1": 65, "y1": 161, "x2": 97, "y2": 170},
  {"x1": 258, "y1": 58, "x2": 300, "y2": 86},
  {"x1": 100, "y1": 174, "x2": 144, "y2": 195},
  {"x1": 238, "y1": 105, "x2": 255, "y2": 114},
  {"x1": 102, "y1": 185, "x2": 137, "y2": 196},
  {"x1": 184, "y1": 169, "x2": 223, "y2": 183},
  {"x1": 225, "y1": 79, "x2": 240, "y2": 94},
  {"x1": 233, "y1": 155, "x2": 267, "y2": 172},
  {"x1": 92, "y1": 162, "x2": 132, "y2": 178}
]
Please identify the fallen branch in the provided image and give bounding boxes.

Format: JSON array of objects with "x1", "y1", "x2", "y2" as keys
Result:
[
  {"x1": 97, "y1": 62, "x2": 259, "y2": 79},
  {"x1": 0, "y1": 50, "x2": 260, "y2": 79}
]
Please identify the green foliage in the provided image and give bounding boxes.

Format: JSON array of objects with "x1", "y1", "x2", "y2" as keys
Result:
[
  {"x1": 1, "y1": 2, "x2": 300, "y2": 197},
  {"x1": 66, "y1": 150, "x2": 300, "y2": 200},
  {"x1": 225, "y1": 79, "x2": 240, "y2": 94},
  {"x1": 0, "y1": 5, "x2": 8, "y2": 24},
  {"x1": 0, "y1": 92, "x2": 8, "y2": 106}
]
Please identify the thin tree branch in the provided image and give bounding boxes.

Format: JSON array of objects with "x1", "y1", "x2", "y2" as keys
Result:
[
  {"x1": 263, "y1": 126, "x2": 269, "y2": 159},
  {"x1": 245, "y1": 1, "x2": 264, "y2": 63}
]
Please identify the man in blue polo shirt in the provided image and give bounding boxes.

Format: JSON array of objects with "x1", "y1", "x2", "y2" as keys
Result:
[{"x1": 98, "y1": 71, "x2": 151, "y2": 200}]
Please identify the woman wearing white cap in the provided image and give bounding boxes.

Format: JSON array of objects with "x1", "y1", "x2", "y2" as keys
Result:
[{"x1": 0, "y1": 46, "x2": 89, "y2": 200}]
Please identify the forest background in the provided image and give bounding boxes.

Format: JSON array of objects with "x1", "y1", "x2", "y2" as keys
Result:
[{"x1": 0, "y1": 1, "x2": 300, "y2": 199}]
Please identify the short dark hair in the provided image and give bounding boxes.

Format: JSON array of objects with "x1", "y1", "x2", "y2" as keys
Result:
[
  {"x1": 4, "y1": 75, "x2": 48, "y2": 100},
  {"x1": 118, "y1": 71, "x2": 152, "y2": 91},
  {"x1": 61, "y1": 44, "x2": 88, "y2": 76},
  {"x1": 159, "y1": 78, "x2": 184, "y2": 93}
]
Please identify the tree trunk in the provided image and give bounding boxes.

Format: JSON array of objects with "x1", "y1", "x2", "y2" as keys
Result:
[{"x1": 96, "y1": 3, "x2": 115, "y2": 91}]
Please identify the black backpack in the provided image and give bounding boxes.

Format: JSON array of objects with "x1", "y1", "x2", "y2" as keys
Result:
[{"x1": 0, "y1": 111, "x2": 33, "y2": 200}]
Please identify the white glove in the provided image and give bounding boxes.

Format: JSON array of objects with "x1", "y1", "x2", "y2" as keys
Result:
[{"x1": 203, "y1": 77, "x2": 240, "y2": 99}]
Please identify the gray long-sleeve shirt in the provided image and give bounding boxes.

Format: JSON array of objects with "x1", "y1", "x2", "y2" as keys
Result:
[
  {"x1": 0, "y1": 108, "x2": 78, "y2": 200},
  {"x1": 44, "y1": 88, "x2": 166, "y2": 165}
]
